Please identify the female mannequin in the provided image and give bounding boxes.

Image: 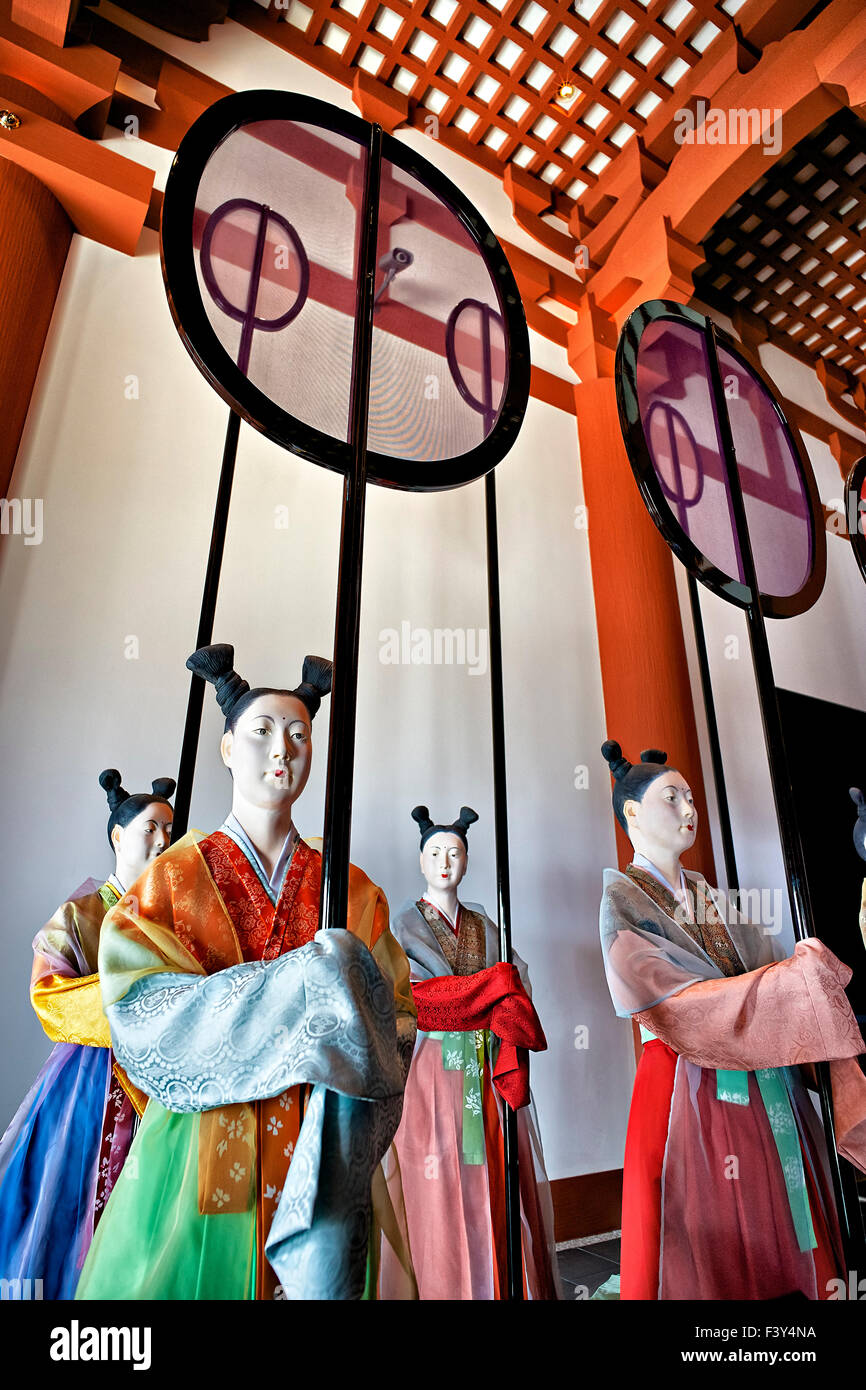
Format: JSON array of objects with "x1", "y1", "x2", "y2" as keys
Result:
[
  {"x1": 599, "y1": 739, "x2": 866, "y2": 1300},
  {"x1": 76, "y1": 643, "x2": 415, "y2": 1302},
  {"x1": 381, "y1": 805, "x2": 559, "y2": 1300},
  {"x1": 0, "y1": 770, "x2": 175, "y2": 1299}
]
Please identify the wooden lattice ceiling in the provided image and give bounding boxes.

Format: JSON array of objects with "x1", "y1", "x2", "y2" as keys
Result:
[
  {"x1": 695, "y1": 108, "x2": 866, "y2": 379},
  {"x1": 233, "y1": 0, "x2": 797, "y2": 212}
]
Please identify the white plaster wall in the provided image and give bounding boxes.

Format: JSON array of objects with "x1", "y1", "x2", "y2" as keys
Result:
[{"x1": 0, "y1": 12, "x2": 631, "y2": 1180}]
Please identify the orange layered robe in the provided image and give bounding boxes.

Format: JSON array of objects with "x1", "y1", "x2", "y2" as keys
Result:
[{"x1": 76, "y1": 832, "x2": 416, "y2": 1300}]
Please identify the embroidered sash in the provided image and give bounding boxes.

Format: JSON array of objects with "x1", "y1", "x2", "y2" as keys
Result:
[
  {"x1": 625, "y1": 864, "x2": 743, "y2": 977},
  {"x1": 415, "y1": 900, "x2": 487, "y2": 977}
]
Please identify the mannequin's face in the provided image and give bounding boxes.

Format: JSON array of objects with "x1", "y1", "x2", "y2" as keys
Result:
[
  {"x1": 420, "y1": 832, "x2": 468, "y2": 894},
  {"x1": 112, "y1": 801, "x2": 173, "y2": 883},
  {"x1": 220, "y1": 694, "x2": 312, "y2": 810},
  {"x1": 624, "y1": 771, "x2": 697, "y2": 862}
]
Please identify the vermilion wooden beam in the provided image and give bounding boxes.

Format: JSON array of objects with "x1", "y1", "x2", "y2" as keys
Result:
[
  {"x1": 0, "y1": 161, "x2": 71, "y2": 497},
  {"x1": 0, "y1": 13, "x2": 118, "y2": 135},
  {"x1": 0, "y1": 97, "x2": 153, "y2": 253}
]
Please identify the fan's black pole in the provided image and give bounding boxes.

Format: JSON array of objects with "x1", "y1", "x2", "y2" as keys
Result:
[
  {"x1": 685, "y1": 573, "x2": 739, "y2": 892},
  {"x1": 319, "y1": 124, "x2": 382, "y2": 933},
  {"x1": 661, "y1": 402, "x2": 739, "y2": 889},
  {"x1": 484, "y1": 469, "x2": 524, "y2": 1301},
  {"x1": 171, "y1": 408, "x2": 241, "y2": 841},
  {"x1": 170, "y1": 207, "x2": 272, "y2": 842},
  {"x1": 705, "y1": 320, "x2": 864, "y2": 1270}
]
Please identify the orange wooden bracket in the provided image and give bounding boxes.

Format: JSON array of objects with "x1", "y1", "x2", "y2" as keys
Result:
[
  {"x1": 0, "y1": 13, "x2": 119, "y2": 135},
  {"x1": 816, "y1": 358, "x2": 866, "y2": 435},
  {"x1": 111, "y1": 57, "x2": 232, "y2": 152},
  {"x1": 9, "y1": 0, "x2": 74, "y2": 48},
  {"x1": 828, "y1": 429, "x2": 866, "y2": 479},
  {"x1": 499, "y1": 235, "x2": 580, "y2": 346},
  {"x1": 567, "y1": 290, "x2": 618, "y2": 382},
  {"x1": 569, "y1": 136, "x2": 666, "y2": 270},
  {"x1": 502, "y1": 163, "x2": 574, "y2": 264},
  {"x1": 0, "y1": 98, "x2": 153, "y2": 253},
  {"x1": 351, "y1": 68, "x2": 408, "y2": 134}
]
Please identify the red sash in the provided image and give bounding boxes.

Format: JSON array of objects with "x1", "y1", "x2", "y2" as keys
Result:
[{"x1": 411, "y1": 961, "x2": 547, "y2": 1110}]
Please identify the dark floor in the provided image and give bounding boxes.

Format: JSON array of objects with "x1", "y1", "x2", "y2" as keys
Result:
[{"x1": 556, "y1": 1236, "x2": 621, "y2": 1298}]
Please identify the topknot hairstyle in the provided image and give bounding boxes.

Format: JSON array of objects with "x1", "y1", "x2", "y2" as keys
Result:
[
  {"x1": 186, "y1": 643, "x2": 333, "y2": 731},
  {"x1": 601, "y1": 740, "x2": 674, "y2": 832},
  {"x1": 411, "y1": 804, "x2": 479, "y2": 849},
  {"x1": 99, "y1": 768, "x2": 176, "y2": 847}
]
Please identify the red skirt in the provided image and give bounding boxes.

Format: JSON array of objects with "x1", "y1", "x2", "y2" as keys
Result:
[
  {"x1": 620, "y1": 1040, "x2": 842, "y2": 1300},
  {"x1": 620, "y1": 1039, "x2": 676, "y2": 1300}
]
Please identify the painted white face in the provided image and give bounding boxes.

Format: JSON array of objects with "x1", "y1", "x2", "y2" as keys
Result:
[
  {"x1": 220, "y1": 694, "x2": 312, "y2": 810},
  {"x1": 112, "y1": 801, "x2": 173, "y2": 883},
  {"x1": 420, "y1": 831, "x2": 468, "y2": 894},
  {"x1": 624, "y1": 770, "x2": 697, "y2": 859}
]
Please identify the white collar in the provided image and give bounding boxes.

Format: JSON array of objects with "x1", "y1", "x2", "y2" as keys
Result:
[
  {"x1": 421, "y1": 894, "x2": 460, "y2": 931},
  {"x1": 220, "y1": 814, "x2": 298, "y2": 904}
]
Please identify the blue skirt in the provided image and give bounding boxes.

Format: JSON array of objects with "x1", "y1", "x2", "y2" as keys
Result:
[{"x1": 0, "y1": 1042, "x2": 111, "y2": 1299}]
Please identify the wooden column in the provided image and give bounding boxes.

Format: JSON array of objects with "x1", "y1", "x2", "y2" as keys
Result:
[
  {"x1": 575, "y1": 375, "x2": 717, "y2": 879},
  {"x1": 0, "y1": 79, "x2": 73, "y2": 496}
]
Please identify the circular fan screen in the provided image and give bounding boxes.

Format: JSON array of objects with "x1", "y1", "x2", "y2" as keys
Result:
[
  {"x1": 162, "y1": 93, "x2": 529, "y2": 491},
  {"x1": 617, "y1": 302, "x2": 825, "y2": 616}
]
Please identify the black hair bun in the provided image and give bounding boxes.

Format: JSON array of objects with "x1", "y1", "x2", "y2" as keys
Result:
[
  {"x1": 456, "y1": 806, "x2": 479, "y2": 830},
  {"x1": 186, "y1": 642, "x2": 235, "y2": 682},
  {"x1": 601, "y1": 740, "x2": 631, "y2": 781},
  {"x1": 186, "y1": 643, "x2": 250, "y2": 718},
  {"x1": 301, "y1": 655, "x2": 332, "y2": 695},
  {"x1": 294, "y1": 655, "x2": 333, "y2": 718},
  {"x1": 98, "y1": 768, "x2": 128, "y2": 812},
  {"x1": 640, "y1": 748, "x2": 668, "y2": 765},
  {"x1": 151, "y1": 777, "x2": 177, "y2": 800},
  {"x1": 411, "y1": 805, "x2": 433, "y2": 832}
]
